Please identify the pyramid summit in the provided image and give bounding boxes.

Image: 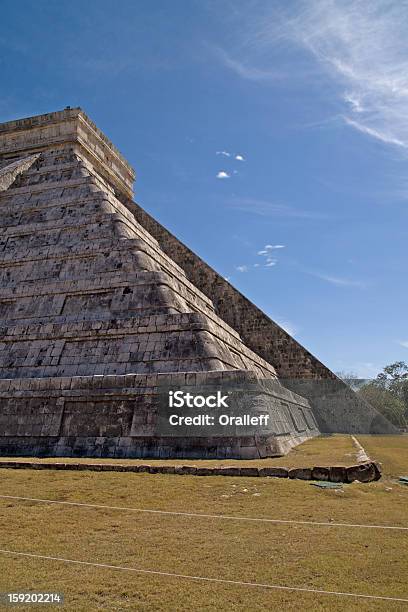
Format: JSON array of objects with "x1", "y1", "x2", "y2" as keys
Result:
[{"x1": 0, "y1": 109, "x2": 395, "y2": 459}]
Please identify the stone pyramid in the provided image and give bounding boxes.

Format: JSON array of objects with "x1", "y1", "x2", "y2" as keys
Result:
[{"x1": 0, "y1": 109, "x2": 393, "y2": 459}]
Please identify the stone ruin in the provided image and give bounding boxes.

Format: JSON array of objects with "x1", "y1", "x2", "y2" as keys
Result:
[{"x1": 0, "y1": 109, "x2": 395, "y2": 459}]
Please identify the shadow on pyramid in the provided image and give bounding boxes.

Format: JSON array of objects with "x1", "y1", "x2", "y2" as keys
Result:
[{"x1": 0, "y1": 109, "x2": 397, "y2": 459}]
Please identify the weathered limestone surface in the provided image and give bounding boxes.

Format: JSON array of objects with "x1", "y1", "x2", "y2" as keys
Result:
[
  {"x1": 0, "y1": 154, "x2": 40, "y2": 191},
  {"x1": 0, "y1": 371, "x2": 317, "y2": 458},
  {"x1": 127, "y1": 202, "x2": 396, "y2": 434},
  {"x1": 0, "y1": 108, "x2": 321, "y2": 458}
]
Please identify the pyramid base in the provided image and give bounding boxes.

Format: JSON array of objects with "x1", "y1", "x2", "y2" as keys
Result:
[
  {"x1": 0, "y1": 372, "x2": 319, "y2": 459},
  {"x1": 0, "y1": 432, "x2": 319, "y2": 460}
]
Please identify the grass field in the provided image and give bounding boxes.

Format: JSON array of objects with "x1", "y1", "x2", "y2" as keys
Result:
[{"x1": 0, "y1": 435, "x2": 407, "y2": 611}]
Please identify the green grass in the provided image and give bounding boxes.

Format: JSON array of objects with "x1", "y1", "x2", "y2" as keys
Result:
[{"x1": 0, "y1": 435, "x2": 407, "y2": 610}]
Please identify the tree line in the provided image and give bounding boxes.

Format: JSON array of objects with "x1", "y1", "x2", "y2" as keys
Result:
[{"x1": 337, "y1": 361, "x2": 408, "y2": 429}]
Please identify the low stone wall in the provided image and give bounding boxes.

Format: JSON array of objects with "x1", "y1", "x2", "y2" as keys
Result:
[{"x1": 0, "y1": 460, "x2": 381, "y2": 483}]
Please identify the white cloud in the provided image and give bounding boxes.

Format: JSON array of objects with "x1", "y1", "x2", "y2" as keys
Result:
[
  {"x1": 311, "y1": 271, "x2": 366, "y2": 288},
  {"x1": 215, "y1": 2, "x2": 408, "y2": 149},
  {"x1": 229, "y1": 197, "x2": 328, "y2": 219},
  {"x1": 235, "y1": 247, "x2": 281, "y2": 272},
  {"x1": 343, "y1": 92, "x2": 364, "y2": 114},
  {"x1": 343, "y1": 117, "x2": 407, "y2": 147},
  {"x1": 235, "y1": 154, "x2": 245, "y2": 161},
  {"x1": 265, "y1": 254, "x2": 278, "y2": 266},
  {"x1": 213, "y1": 46, "x2": 282, "y2": 82},
  {"x1": 257, "y1": 244, "x2": 282, "y2": 267},
  {"x1": 398, "y1": 340, "x2": 408, "y2": 348},
  {"x1": 216, "y1": 171, "x2": 230, "y2": 179},
  {"x1": 287, "y1": 0, "x2": 408, "y2": 148},
  {"x1": 216, "y1": 151, "x2": 231, "y2": 157}
]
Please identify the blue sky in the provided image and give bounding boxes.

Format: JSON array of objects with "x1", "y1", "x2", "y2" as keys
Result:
[{"x1": 1, "y1": 0, "x2": 407, "y2": 377}]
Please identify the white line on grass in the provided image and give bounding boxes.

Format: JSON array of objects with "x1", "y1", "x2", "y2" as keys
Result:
[
  {"x1": 0, "y1": 494, "x2": 407, "y2": 531},
  {"x1": 351, "y1": 436, "x2": 371, "y2": 463},
  {"x1": 0, "y1": 549, "x2": 407, "y2": 603}
]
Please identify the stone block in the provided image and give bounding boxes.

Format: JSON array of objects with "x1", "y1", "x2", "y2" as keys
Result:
[
  {"x1": 135, "y1": 465, "x2": 151, "y2": 473},
  {"x1": 258, "y1": 467, "x2": 288, "y2": 478},
  {"x1": 312, "y1": 466, "x2": 330, "y2": 481},
  {"x1": 346, "y1": 462, "x2": 380, "y2": 483},
  {"x1": 239, "y1": 467, "x2": 259, "y2": 477},
  {"x1": 329, "y1": 466, "x2": 347, "y2": 483},
  {"x1": 288, "y1": 467, "x2": 312, "y2": 480},
  {"x1": 195, "y1": 467, "x2": 214, "y2": 476},
  {"x1": 174, "y1": 465, "x2": 197, "y2": 475},
  {"x1": 214, "y1": 467, "x2": 241, "y2": 476},
  {"x1": 157, "y1": 465, "x2": 175, "y2": 474}
]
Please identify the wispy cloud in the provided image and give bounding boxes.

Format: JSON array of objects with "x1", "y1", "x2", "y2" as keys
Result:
[
  {"x1": 214, "y1": 1, "x2": 408, "y2": 149},
  {"x1": 229, "y1": 197, "x2": 327, "y2": 219},
  {"x1": 343, "y1": 117, "x2": 407, "y2": 148},
  {"x1": 234, "y1": 243, "x2": 283, "y2": 274},
  {"x1": 398, "y1": 340, "x2": 408, "y2": 349},
  {"x1": 216, "y1": 150, "x2": 231, "y2": 157},
  {"x1": 216, "y1": 171, "x2": 230, "y2": 179},
  {"x1": 213, "y1": 46, "x2": 283, "y2": 82},
  {"x1": 296, "y1": 0, "x2": 408, "y2": 147},
  {"x1": 256, "y1": 244, "x2": 283, "y2": 268},
  {"x1": 310, "y1": 271, "x2": 367, "y2": 288},
  {"x1": 283, "y1": 0, "x2": 408, "y2": 148}
]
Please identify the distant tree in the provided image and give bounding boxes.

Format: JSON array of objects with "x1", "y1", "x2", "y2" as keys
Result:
[
  {"x1": 358, "y1": 361, "x2": 408, "y2": 428},
  {"x1": 335, "y1": 371, "x2": 365, "y2": 391},
  {"x1": 336, "y1": 370, "x2": 358, "y2": 383},
  {"x1": 358, "y1": 383, "x2": 406, "y2": 428}
]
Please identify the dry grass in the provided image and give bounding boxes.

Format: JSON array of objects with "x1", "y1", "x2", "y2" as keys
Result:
[
  {"x1": 357, "y1": 434, "x2": 408, "y2": 478},
  {"x1": 0, "y1": 435, "x2": 407, "y2": 610}
]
